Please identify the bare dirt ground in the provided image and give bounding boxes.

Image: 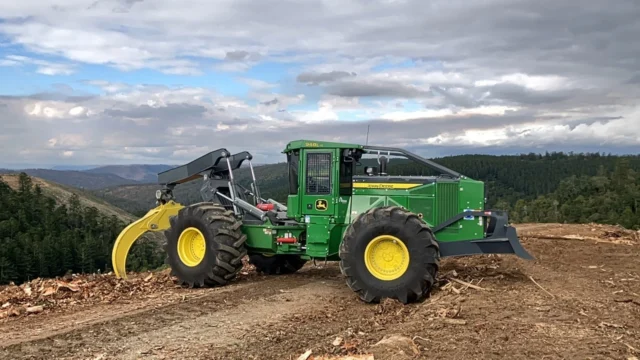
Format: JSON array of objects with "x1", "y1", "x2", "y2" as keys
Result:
[{"x1": 1, "y1": 223, "x2": 639, "y2": 360}]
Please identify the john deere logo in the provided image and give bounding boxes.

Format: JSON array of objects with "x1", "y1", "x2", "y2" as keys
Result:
[{"x1": 315, "y1": 199, "x2": 328, "y2": 211}]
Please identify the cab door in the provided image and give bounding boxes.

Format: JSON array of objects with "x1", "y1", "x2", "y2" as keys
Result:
[{"x1": 301, "y1": 149, "x2": 336, "y2": 217}]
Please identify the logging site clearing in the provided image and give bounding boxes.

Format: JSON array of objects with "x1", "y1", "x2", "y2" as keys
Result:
[{"x1": 1, "y1": 223, "x2": 639, "y2": 360}]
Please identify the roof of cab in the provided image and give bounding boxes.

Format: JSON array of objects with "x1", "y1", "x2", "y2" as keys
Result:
[{"x1": 283, "y1": 139, "x2": 364, "y2": 152}]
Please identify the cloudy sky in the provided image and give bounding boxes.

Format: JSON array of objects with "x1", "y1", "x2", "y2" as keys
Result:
[{"x1": 1, "y1": 0, "x2": 639, "y2": 168}]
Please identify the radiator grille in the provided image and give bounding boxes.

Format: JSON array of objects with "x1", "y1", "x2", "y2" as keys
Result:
[{"x1": 436, "y1": 182, "x2": 459, "y2": 226}]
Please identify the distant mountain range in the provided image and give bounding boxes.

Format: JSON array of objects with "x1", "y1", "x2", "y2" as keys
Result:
[
  {"x1": 0, "y1": 164, "x2": 174, "y2": 190},
  {"x1": 85, "y1": 164, "x2": 174, "y2": 183}
]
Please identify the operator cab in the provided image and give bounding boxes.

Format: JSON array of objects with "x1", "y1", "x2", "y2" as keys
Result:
[{"x1": 283, "y1": 141, "x2": 364, "y2": 221}]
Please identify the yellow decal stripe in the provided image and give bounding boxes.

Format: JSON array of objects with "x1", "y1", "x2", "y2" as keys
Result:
[{"x1": 352, "y1": 182, "x2": 423, "y2": 189}]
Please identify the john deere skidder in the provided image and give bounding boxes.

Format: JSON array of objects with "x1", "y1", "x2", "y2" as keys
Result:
[{"x1": 112, "y1": 140, "x2": 533, "y2": 304}]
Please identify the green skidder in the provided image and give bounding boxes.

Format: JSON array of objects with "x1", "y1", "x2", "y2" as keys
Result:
[{"x1": 112, "y1": 139, "x2": 533, "y2": 304}]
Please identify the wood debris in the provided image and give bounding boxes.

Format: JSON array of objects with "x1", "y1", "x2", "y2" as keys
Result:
[
  {"x1": 529, "y1": 276, "x2": 556, "y2": 299},
  {"x1": 521, "y1": 223, "x2": 639, "y2": 246},
  {"x1": 624, "y1": 342, "x2": 639, "y2": 354},
  {"x1": 449, "y1": 278, "x2": 489, "y2": 291},
  {"x1": 297, "y1": 349, "x2": 312, "y2": 360},
  {"x1": 442, "y1": 318, "x2": 467, "y2": 325},
  {"x1": 614, "y1": 298, "x2": 640, "y2": 306},
  {"x1": 313, "y1": 356, "x2": 374, "y2": 360},
  {"x1": 0, "y1": 269, "x2": 178, "y2": 319},
  {"x1": 26, "y1": 305, "x2": 43, "y2": 314}
]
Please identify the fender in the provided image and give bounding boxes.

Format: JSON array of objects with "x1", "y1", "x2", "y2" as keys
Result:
[{"x1": 111, "y1": 201, "x2": 184, "y2": 279}]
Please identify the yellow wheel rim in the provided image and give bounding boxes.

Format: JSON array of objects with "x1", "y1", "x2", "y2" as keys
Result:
[
  {"x1": 364, "y1": 235, "x2": 410, "y2": 281},
  {"x1": 177, "y1": 227, "x2": 206, "y2": 267}
]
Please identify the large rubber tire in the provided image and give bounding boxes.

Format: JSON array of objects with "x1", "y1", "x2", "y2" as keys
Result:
[
  {"x1": 339, "y1": 206, "x2": 440, "y2": 304},
  {"x1": 249, "y1": 254, "x2": 307, "y2": 275},
  {"x1": 163, "y1": 202, "x2": 247, "y2": 287}
]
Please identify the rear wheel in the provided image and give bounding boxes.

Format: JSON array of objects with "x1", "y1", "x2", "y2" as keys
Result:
[
  {"x1": 163, "y1": 202, "x2": 247, "y2": 287},
  {"x1": 339, "y1": 206, "x2": 440, "y2": 304},
  {"x1": 249, "y1": 254, "x2": 307, "y2": 275}
]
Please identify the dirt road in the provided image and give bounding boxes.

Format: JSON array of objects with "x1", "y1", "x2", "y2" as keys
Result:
[{"x1": 1, "y1": 223, "x2": 639, "y2": 359}]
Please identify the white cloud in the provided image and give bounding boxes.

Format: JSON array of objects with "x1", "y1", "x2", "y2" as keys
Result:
[
  {"x1": 0, "y1": 54, "x2": 75, "y2": 75},
  {"x1": 0, "y1": 59, "x2": 21, "y2": 66},
  {"x1": 26, "y1": 102, "x2": 68, "y2": 118},
  {"x1": 68, "y1": 106, "x2": 86, "y2": 116},
  {"x1": 475, "y1": 73, "x2": 573, "y2": 91},
  {"x1": 422, "y1": 114, "x2": 640, "y2": 148},
  {"x1": 380, "y1": 105, "x2": 518, "y2": 122}
]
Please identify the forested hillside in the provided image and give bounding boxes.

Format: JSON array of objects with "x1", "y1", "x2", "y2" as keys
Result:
[
  {"x1": 0, "y1": 168, "x2": 139, "y2": 190},
  {"x1": 508, "y1": 158, "x2": 639, "y2": 229},
  {"x1": 0, "y1": 174, "x2": 136, "y2": 223},
  {"x1": 0, "y1": 174, "x2": 164, "y2": 285}
]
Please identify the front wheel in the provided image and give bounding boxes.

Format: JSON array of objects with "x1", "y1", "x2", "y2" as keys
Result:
[
  {"x1": 163, "y1": 202, "x2": 247, "y2": 287},
  {"x1": 339, "y1": 206, "x2": 440, "y2": 304}
]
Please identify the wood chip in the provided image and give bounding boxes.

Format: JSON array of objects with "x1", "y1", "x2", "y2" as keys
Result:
[
  {"x1": 442, "y1": 318, "x2": 467, "y2": 325},
  {"x1": 314, "y1": 356, "x2": 374, "y2": 360},
  {"x1": 297, "y1": 349, "x2": 312, "y2": 360},
  {"x1": 42, "y1": 287, "x2": 57, "y2": 296},
  {"x1": 529, "y1": 276, "x2": 555, "y2": 299},
  {"x1": 26, "y1": 305, "x2": 43, "y2": 314},
  {"x1": 624, "y1": 342, "x2": 639, "y2": 354},
  {"x1": 614, "y1": 299, "x2": 640, "y2": 306},
  {"x1": 450, "y1": 278, "x2": 488, "y2": 291},
  {"x1": 57, "y1": 281, "x2": 80, "y2": 292},
  {"x1": 599, "y1": 321, "x2": 623, "y2": 328}
]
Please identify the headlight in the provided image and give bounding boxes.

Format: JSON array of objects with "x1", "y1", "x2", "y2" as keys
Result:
[{"x1": 155, "y1": 190, "x2": 162, "y2": 200}]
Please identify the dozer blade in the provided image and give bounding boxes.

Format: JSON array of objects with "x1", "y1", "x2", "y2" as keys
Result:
[
  {"x1": 435, "y1": 209, "x2": 535, "y2": 260},
  {"x1": 111, "y1": 201, "x2": 184, "y2": 279}
]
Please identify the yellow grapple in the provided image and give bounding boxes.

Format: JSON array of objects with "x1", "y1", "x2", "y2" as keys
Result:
[{"x1": 111, "y1": 200, "x2": 183, "y2": 279}]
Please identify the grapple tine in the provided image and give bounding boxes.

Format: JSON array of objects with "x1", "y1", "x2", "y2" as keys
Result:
[{"x1": 111, "y1": 201, "x2": 184, "y2": 279}]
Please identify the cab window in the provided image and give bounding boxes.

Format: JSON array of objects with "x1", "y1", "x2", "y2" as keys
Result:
[{"x1": 306, "y1": 152, "x2": 331, "y2": 195}]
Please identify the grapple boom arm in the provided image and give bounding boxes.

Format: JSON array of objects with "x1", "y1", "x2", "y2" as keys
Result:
[{"x1": 157, "y1": 149, "x2": 253, "y2": 186}]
